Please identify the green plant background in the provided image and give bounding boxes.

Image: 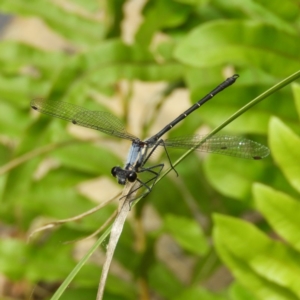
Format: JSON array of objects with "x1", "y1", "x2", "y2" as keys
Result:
[{"x1": 0, "y1": 0, "x2": 300, "y2": 299}]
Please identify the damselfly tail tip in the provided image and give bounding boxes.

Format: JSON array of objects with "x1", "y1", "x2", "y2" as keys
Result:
[{"x1": 227, "y1": 74, "x2": 239, "y2": 85}]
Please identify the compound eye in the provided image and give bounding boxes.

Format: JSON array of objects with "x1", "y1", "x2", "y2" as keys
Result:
[
  {"x1": 111, "y1": 166, "x2": 120, "y2": 177},
  {"x1": 127, "y1": 171, "x2": 137, "y2": 182}
]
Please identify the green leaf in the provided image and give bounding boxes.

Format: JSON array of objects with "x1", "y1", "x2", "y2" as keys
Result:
[
  {"x1": 47, "y1": 55, "x2": 85, "y2": 101},
  {"x1": 253, "y1": 183, "x2": 300, "y2": 252},
  {"x1": 0, "y1": 41, "x2": 65, "y2": 76},
  {"x1": 106, "y1": 0, "x2": 126, "y2": 38},
  {"x1": 0, "y1": 75, "x2": 48, "y2": 106},
  {"x1": 75, "y1": 62, "x2": 184, "y2": 91},
  {"x1": 149, "y1": 176, "x2": 191, "y2": 217},
  {"x1": 269, "y1": 117, "x2": 300, "y2": 193},
  {"x1": 203, "y1": 155, "x2": 268, "y2": 200},
  {"x1": 216, "y1": 0, "x2": 297, "y2": 34},
  {"x1": 1, "y1": 159, "x2": 41, "y2": 223},
  {"x1": 68, "y1": 0, "x2": 101, "y2": 12},
  {"x1": 47, "y1": 40, "x2": 174, "y2": 101},
  {"x1": 229, "y1": 282, "x2": 259, "y2": 300},
  {"x1": 174, "y1": 20, "x2": 300, "y2": 77},
  {"x1": 53, "y1": 143, "x2": 121, "y2": 176},
  {"x1": 105, "y1": 273, "x2": 137, "y2": 299},
  {"x1": 1, "y1": 1, "x2": 299, "y2": 298},
  {"x1": 213, "y1": 214, "x2": 300, "y2": 300},
  {"x1": 174, "y1": 286, "x2": 226, "y2": 300},
  {"x1": 175, "y1": 0, "x2": 207, "y2": 5},
  {"x1": 24, "y1": 166, "x2": 114, "y2": 230},
  {"x1": 251, "y1": 0, "x2": 299, "y2": 21},
  {"x1": 26, "y1": 238, "x2": 75, "y2": 282},
  {"x1": 148, "y1": 262, "x2": 183, "y2": 299},
  {"x1": 82, "y1": 40, "x2": 154, "y2": 67},
  {"x1": 163, "y1": 214, "x2": 209, "y2": 255},
  {"x1": 0, "y1": 101, "x2": 29, "y2": 137},
  {"x1": 136, "y1": 0, "x2": 191, "y2": 45},
  {"x1": 55, "y1": 287, "x2": 97, "y2": 300},
  {"x1": 0, "y1": 0, "x2": 105, "y2": 45},
  {"x1": 0, "y1": 239, "x2": 29, "y2": 280}
]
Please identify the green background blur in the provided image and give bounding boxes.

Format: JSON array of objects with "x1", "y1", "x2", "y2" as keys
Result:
[{"x1": 1, "y1": 0, "x2": 300, "y2": 299}]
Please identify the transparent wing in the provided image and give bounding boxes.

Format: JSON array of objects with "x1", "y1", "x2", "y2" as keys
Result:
[
  {"x1": 73, "y1": 111, "x2": 137, "y2": 141},
  {"x1": 31, "y1": 99, "x2": 137, "y2": 141},
  {"x1": 162, "y1": 134, "x2": 270, "y2": 160}
]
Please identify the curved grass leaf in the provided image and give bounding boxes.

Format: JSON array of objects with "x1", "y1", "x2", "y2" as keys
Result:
[
  {"x1": 50, "y1": 225, "x2": 111, "y2": 300},
  {"x1": 155, "y1": 70, "x2": 300, "y2": 197},
  {"x1": 292, "y1": 82, "x2": 300, "y2": 119},
  {"x1": 183, "y1": 67, "x2": 299, "y2": 136}
]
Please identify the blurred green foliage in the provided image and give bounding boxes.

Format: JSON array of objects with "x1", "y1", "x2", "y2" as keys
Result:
[{"x1": 0, "y1": 0, "x2": 300, "y2": 299}]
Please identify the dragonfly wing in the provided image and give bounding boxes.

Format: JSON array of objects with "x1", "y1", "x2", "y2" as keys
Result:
[
  {"x1": 31, "y1": 99, "x2": 137, "y2": 141},
  {"x1": 31, "y1": 98, "x2": 86, "y2": 121},
  {"x1": 163, "y1": 134, "x2": 270, "y2": 160},
  {"x1": 73, "y1": 111, "x2": 137, "y2": 141}
]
